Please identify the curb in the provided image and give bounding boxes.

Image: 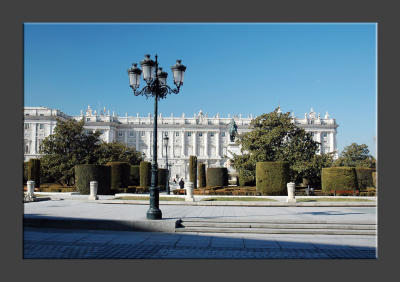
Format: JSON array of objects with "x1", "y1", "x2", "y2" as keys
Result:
[
  {"x1": 24, "y1": 216, "x2": 179, "y2": 233},
  {"x1": 91, "y1": 199, "x2": 376, "y2": 207}
]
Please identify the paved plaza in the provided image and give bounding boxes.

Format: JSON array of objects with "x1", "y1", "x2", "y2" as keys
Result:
[{"x1": 23, "y1": 198, "x2": 377, "y2": 259}]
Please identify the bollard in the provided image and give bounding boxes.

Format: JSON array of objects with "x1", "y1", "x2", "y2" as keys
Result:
[
  {"x1": 286, "y1": 182, "x2": 296, "y2": 204},
  {"x1": 185, "y1": 181, "x2": 195, "y2": 202},
  {"x1": 88, "y1": 181, "x2": 99, "y2": 200},
  {"x1": 27, "y1": 180, "x2": 36, "y2": 201}
]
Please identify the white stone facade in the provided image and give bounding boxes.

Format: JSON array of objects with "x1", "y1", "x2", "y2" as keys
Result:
[{"x1": 23, "y1": 106, "x2": 339, "y2": 180}]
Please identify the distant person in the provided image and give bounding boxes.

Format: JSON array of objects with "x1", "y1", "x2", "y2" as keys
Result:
[
  {"x1": 179, "y1": 178, "x2": 185, "y2": 189},
  {"x1": 173, "y1": 178, "x2": 177, "y2": 184}
]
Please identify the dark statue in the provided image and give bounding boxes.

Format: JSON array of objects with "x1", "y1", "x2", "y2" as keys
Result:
[{"x1": 228, "y1": 118, "x2": 238, "y2": 142}]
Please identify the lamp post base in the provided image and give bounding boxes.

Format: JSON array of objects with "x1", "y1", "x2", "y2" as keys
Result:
[{"x1": 146, "y1": 208, "x2": 162, "y2": 220}]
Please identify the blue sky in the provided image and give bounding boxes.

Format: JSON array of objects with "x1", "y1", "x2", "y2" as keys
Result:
[{"x1": 24, "y1": 23, "x2": 377, "y2": 156}]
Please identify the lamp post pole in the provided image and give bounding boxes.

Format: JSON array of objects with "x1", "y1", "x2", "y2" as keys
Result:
[
  {"x1": 128, "y1": 54, "x2": 186, "y2": 220},
  {"x1": 164, "y1": 133, "x2": 170, "y2": 195}
]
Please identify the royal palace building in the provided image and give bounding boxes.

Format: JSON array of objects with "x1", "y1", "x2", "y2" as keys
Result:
[{"x1": 24, "y1": 106, "x2": 339, "y2": 180}]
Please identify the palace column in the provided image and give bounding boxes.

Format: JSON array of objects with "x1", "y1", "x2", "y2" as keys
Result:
[
  {"x1": 216, "y1": 132, "x2": 220, "y2": 157},
  {"x1": 147, "y1": 131, "x2": 152, "y2": 157},
  {"x1": 124, "y1": 130, "x2": 128, "y2": 145},
  {"x1": 193, "y1": 131, "x2": 197, "y2": 156},
  {"x1": 135, "y1": 131, "x2": 139, "y2": 151},
  {"x1": 181, "y1": 130, "x2": 185, "y2": 157},
  {"x1": 205, "y1": 132, "x2": 209, "y2": 158},
  {"x1": 329, "y1": 131, "x2": 334, "y2": 153}
]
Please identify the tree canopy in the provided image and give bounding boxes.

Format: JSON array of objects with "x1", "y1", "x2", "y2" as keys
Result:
[
  {"x1": 333, "y1": 143, "x2": 376, "y2": 168},
  {"x1": 39, "y1": 118, "x2": 143, "y2": 185},
  {"x1": 231, "y1": 108, "x2": 319, "y2": 183}
]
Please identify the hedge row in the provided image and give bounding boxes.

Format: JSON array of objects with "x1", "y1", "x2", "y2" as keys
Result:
[
  {"x1": 256, "y1": 162, "x2": 290, "y2": 195},
  {"x1": 198, "y1": 163, "x2": 206, "y2": 188},
  {"x1": 140, "y1": 161, "x2": 151, "y2": 187},
  {"x1": 130, "y1": 165, "x2": 140, "y2": 186},
  {"x1": 74, "y1": 164, "x2": 111, "y2": 195},
  {"x1": 321, "y1": 167, "x2": 357, "y2": 192},
  {"x1": 106, "y1": 162, "x2": 131, "y2": 190},
  {"x1": 206, "y1": 167, "x2": 228, "y2": 187},
  {"x1": 189, "y1": 155, "x2": 197, "y2": 188},
  {"x1": 28, "y1": 159, "x2": 41, "y2": 188}
]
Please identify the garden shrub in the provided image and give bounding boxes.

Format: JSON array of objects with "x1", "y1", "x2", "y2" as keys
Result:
[
  {"x1": 238, "y1": 171, "x2": 256, "y2": 187},
  {"x1": 321, "y1": 167, "x2": 357, "y2": 192},
  {"x1": 139, "y1": 161, "x2": 151, "y2": 187},
  {"x1": 355, "y1": 168, "x2": 375, "y2": 190},
  {"x1": 74, "y1": 164, "x2": 111, "y2": 195},
  {"x1": 206, "y1": 167, "x2": 228, "y2": 187},
  {"x1": 130, "y1": 165, "x2": 140, "y2": 186},
  {"x1": 157, "y1": 168, "x2": 168, "y2": 190},
  {"x1": 255, "y1": 162, "x2": 290, "y2": 195},
  {"x1": 189, "y1": 155, "x2": 197, "y2": 188},
  {"x1": 28, "y1": 159, "x2": 41, "y2": 188},
  {"x1": 198, "y1": 162, "x2": 206, "y2": 188},
  {"x1": 23, "y1": 162, "x2": 28, "y2": 185},
  {"x1": 106, "y1": 162, "x2": 131, "y2": 191},
  {"x1": 372, "y1": 171, "x2": 377, "y2": 188}
]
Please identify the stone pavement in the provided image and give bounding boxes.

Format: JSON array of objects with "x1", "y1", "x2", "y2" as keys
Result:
[
  {"x1": 24, "y1": 199, "x2": 377, "y2": 259},
  {"x1": 24, "y1": 227, "x2": 376, "y2": 259}
]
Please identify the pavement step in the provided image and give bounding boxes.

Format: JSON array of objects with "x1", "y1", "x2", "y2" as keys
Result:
[
  {"x1": 181, "y1": 218, "x2": 376, "y2": 225},
  {"x1": 181, "y1": 222, "x2": 377, "y2": 230},
  {"x1": 175, "y1": 226, "x2": 377, "y2": 235}
]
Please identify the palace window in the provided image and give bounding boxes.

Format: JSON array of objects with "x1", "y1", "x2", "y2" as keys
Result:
[
  {"x1": 221, "y1": 132, "x2": 226, "y2": 137},
  {"x1": 39, "y1": 124, "x2": 44, "y2": 129},
  {"x1": 86, "y1": 118, "x2": 91, "y2": 122},
  {"x1": 198, "y1": 132, "x2": 203, "y2": 137},
  {"x1": 322, "y1": 132, "x2": 327, "y2": 138},
  {"x1": 210, "y1": 132, "x2": 214, "y2": 137},
  {"x1": 175, "y1": 132, "x2": 179, "y2": 137},
  {"x1": 141, "y1": 131, "x2": 145, "y2": 136},
  {"x1": 24, "y1": 124, "x2": 29, "y2": 129},
  {"x1": 187, "y1": 132, "x2": 191, "y2": 137},
  {"x1": 40, "y1": 114, "x2": 44, "y2": 116},
  {"x1": 129, "y1": 131, "x2": 134, "y2": 137},
  {"x1": 118, "y1": 131, "x2": 123, "y2": 137}
]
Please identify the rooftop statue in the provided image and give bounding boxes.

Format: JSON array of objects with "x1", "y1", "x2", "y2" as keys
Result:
[{"x1": 228, "y1": 118, "x2": 238, "y2": 142}]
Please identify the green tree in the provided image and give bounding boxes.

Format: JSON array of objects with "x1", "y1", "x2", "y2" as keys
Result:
[
  {"x1": 95, "y1": 141, "x2": 143, "y2": 166},
  {"x1": 333, "y1": 143, "x2": 376, "y2": 168},
  {"x1": 39, "y1": 118, "x2": 101, "y2": 185},
  {"x1": 301, "y1": 152, "x2": 335, "y2": 187},
  {"x1": 232, "y1": 108, "x2": 319, "y2": 183}
]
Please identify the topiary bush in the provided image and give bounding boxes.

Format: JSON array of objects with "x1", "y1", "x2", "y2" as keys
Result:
[
  {"x1": 321, "y1": 167, "x2": 357, "y2": 192},
  {"x1": 238, "y1": 172, "x2": 256, "y2": 187},
  {"x1": 28, "y1": 159, "x2": 41, "y2": 188},
  {"x1": 23, "y1": 162, "x2": 28, "y2": 185},
  {"x1": 256, "y1": 162, "x2": 290, "y2": 195},
  {"x1": 372, "y1": 171, "x2": 377, "y2": 188},
  {"x1": 106, "y1": 162, "x2": 131, "y2": 191},
  {"x1": 130, "y1": 165, "x2": 140, "y2": 186},
  {"x1": 189, "y1": 155, "x2": 197, "y2": 188},
  {"x1": 355, "y1": 168, "x2": 375, "y2": 190},
  {"x1": 198, "y1": 162, "x2": 206, "y2": 188},
  {"x1": 157, "y1": 168, "x2": 168, "y2": 190},
  {"x1": 74, "y1": 164, "x2": 111, "y2": 195},
  {"x1": 206, "y1": 167, "x2": 228, "y2": 187},
  {"x1": 140, "y1": 161, "x2": 152, "y2": 187}
]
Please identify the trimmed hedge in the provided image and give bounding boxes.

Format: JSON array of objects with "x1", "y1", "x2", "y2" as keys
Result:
[
  {"x1": 106, "y1": 162, "x2": 131, "y2": 190},
  {"x1": 206, "y1": 167, "x2": 228, "y2": 187},
  {"x1": 355, "y1": 168, "x2": 375, "y2": 190},
  {"x1": 198, "y1": 163, "x2": 206, "y2": 188},
  {"x1": 238, "y1": 171, "x2": 256, "y2": 187},
  {"x1": 189, "y1": 155, "x2": 197, "y2": 188},
  {"x1": 140, "y1": 161, "x2": 152, "y2": 187},
  {"x1": 321, "y1": 167, "x2": 357, "y2": 192},
  {"x1": 74, "y1": 164, "x2": 111, "y2": 195},
  {"x1": 372, "y1": 171, "x2": 377, "y2": 188},
  {"x1": 158, "y1": 168, "x2": 168, "y2": 190},
  {"x1": 28, "y1": 159, "x2": 41, "y2": 188},
  {"x1": 256, "y1": 162, "x2": 290, "y2": 195},
  {"x1": 23, "y1": 162, "x2": 28, "y2": 185},
  {"x1": 130, "y1": 165, "x2": 140, "y2": 186}
]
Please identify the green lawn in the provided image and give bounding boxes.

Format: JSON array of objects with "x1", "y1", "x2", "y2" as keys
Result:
[
  {"x1": 201, "y1": 197, "x2": 276, "y2": 201},
  {"x1": 115, "y1": 196, "x2": 185, "y2": 201},
  {"x1": 297, "y1": 198, "x2": 375, "y2": 202}
]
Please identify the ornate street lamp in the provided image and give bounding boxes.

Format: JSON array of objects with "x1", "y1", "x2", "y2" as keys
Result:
[
  {"x1": 128, "y1": 54, "x2": 186, "y2": 220},
  {"x1": 163, "y1": 132, "x2": 170, "y2": 195}
]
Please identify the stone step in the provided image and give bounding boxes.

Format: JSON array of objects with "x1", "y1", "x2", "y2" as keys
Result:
[
  {"x1": 180, "y1": 218, "x2": 376, "y2": 225},
  {"x1": 180, "y1": 222, "x2": 376, "y2": 230},
  {"x1": 175, "y1": 226, "x2": 377, "y2": 236}
]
